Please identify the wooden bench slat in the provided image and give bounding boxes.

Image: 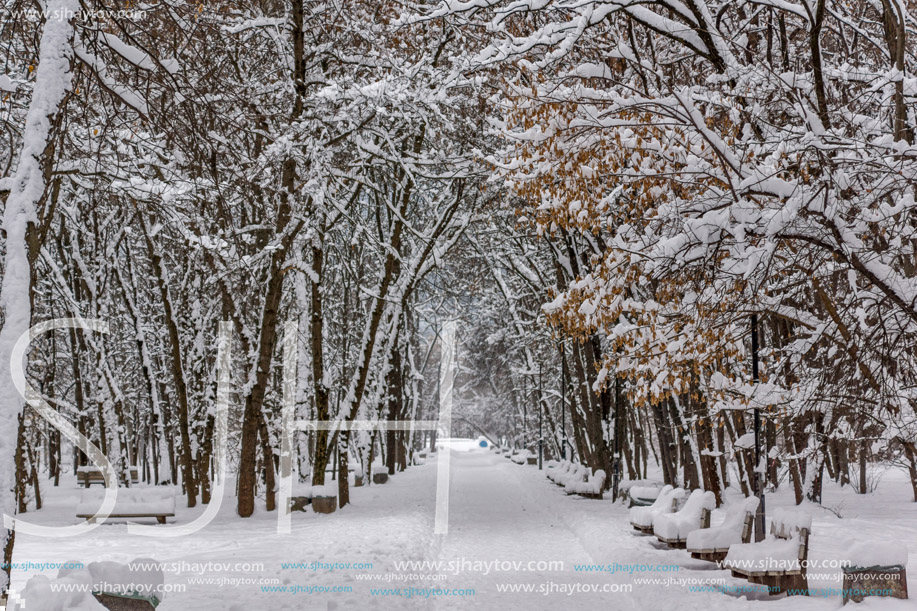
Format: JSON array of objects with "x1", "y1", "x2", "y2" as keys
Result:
[{"x1": 78, "y1": 513, "x2": 174, "y2": 525}]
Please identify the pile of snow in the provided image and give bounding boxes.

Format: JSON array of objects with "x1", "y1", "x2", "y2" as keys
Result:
[
  {"x1": 687, "y1": 495, "x2": 759, "y2": 551},
  {"x1": 20, "y1": 557, "x2": 165, "y2": 610},
  {"x1": 653, "y1": 489, "x2": 716, "y2": 541},
  {"x1": 311, "y1": 484, "x2": 337, "y2": 498},
  {"x1": 629, "y1": 485, "x2": 685, "y2": 528},
  {"x1": 845, "y1": 541, "x2": 909, "y2": 568},
  {"x1": 511, "y1": 449, "x2": 533, "y2": 464},
  {"x1": 566, "y1": 469, "x2": 606, "y2": 495},
  {"x1": 76, "y1": 487, "x2": 174, "y2": 517},
  {"x1": 734, "y1": 432, "x2": 756, "y2": 449}
]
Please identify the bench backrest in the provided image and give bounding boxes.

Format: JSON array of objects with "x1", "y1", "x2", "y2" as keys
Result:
[
  {"x1": 572, "y1": 464, "x2": 588, "y2": 483},
  {"x1": 729, "y1": 496, "x2": 760, "y2": 543},
  {"x1": 770, "y1": 508, "x2": 811, "y2": 559},
  {"x1": 649, "y1": 485, "x2": 683, "y2": 512},
  {"x1": 78, "y1": 467, "x2": 139, "y2": 484}
]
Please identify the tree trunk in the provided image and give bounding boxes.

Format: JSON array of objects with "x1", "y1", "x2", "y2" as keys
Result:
[
  {"x1": 386, "y1": 346, "x2": 403, "y2": 476},
  {"x1": 900, "y1": 438, "x2": 917, "y2": 502},
  {"x1": 142, "y1": 220, "x2": 196, "y2": 507}
]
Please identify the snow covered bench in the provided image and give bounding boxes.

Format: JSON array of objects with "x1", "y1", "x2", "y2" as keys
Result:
[
  {"x1": 630, "y1": 485, "x2": 684, "y2": 533},
  {"x1": 558, "y1": 463, "x2": 589, "y2": 489},
  {"x1": 653, "y1": 489, "x2": 716, "y2": 548},
  {"x1": 627, "y1": 485, "x2": 663, "y2": 507},
  {"x1": 687, "y1": 496, "x2": 759, "y2": 562},
  {"x1": 546, "y1": 460, "x2": 574, "y2": 484},
  {"x1": 77, "y1": 465, "x2": 139, "y2": 488},
  {"x1": 722, "y1": 507, "x2": 811, "y2": 595},
  {"x1": 21, "y1": 557, "x2": 165, "y2": 610},
  {"x1": 511, "y1": 449, "x2": 533, "y2": 465},
  {"x1": 565, "y1": 469, "x2": 606, "y2": 499},
  {"x1": 76, "y1": 488, "x2": 175, "y2": 525}
]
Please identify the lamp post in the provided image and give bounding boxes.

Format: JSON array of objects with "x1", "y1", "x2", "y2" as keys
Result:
[
  {"x1": 560, "y1": 341, "x2": 567, "y2": 460},
  {"x1": 612, "y1": 376, "x2": 621, "y2": 501},
  {"x1": 522, "y1": 379, "x2": 528, "y2": 452},
  {"x1": 752, "y1": 313, "x2": 765, "y2": 542},
  {"x1": 538, "y1": 363, "x2": 544, "y2": 470}
]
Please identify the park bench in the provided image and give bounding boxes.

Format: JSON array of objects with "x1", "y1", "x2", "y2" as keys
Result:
[
  {"x1": 626, "y1": 484, "x2": 664, "y2": 507},
  {"x1": 557, "y1": 463, "x2": 588, "y2": 488},
  {"x1": 76, "y1": 489, "x2": 175, "y2": 525},
  {"x1": 721, "y1": 508, "x2": 811, "y2": 595},
  {"x1": 565, "y1": 468, "x2": 606, "y2": 500},
  {"x1": 511, "y1": 450, "x2": 534, "y2": 465},
  {"x1": 92, "y1": 557, "x2": 164, "y2": 610},
  {"x1": 77, "y1": 465, "x2": 139, "y2": 488},
  {"x1": 629, "y1": 485, "x2": 684, "y2": 534},
  {"x1": 93, "y1": 591, "x2": 159, "y2": 610},
  {"x1": 546, "y1": 460, "x2": 574, "y2": 484},
  {"x1": 653, "y1": 489, "x2": 716, "y2": 548},
  {"x1": 687, "y1": 496, "x2": 759, "y2": 562}
]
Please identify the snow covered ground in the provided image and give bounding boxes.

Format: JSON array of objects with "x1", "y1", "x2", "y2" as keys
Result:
[{"x1": 8, "y1": 448, "x2": 916, "y2": 609}]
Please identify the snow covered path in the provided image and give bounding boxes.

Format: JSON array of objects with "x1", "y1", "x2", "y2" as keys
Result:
[
  {"x1": 10, "y1": 448, "x2": 917, "y2": 610},
  {"x1": 424, "y1": 450, "x2": 620, "y2": 609}
]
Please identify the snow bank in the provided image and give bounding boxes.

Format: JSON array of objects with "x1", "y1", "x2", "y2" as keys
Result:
[
  {"x1": 629, "y1": 486, "x2": 684, "y2": 528},
  {"x1": 845, "y1": 541, "x2": 909, "y2": 568},
  {"x1": 19, "y1": 573, "x2": 107, "y2": 611},
  {"x1": 687, "y1": 495, "x2": 759, "y2": 551},
  {"x1": 653, "y1": 489, "x2": 715, "y2": 541}
]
